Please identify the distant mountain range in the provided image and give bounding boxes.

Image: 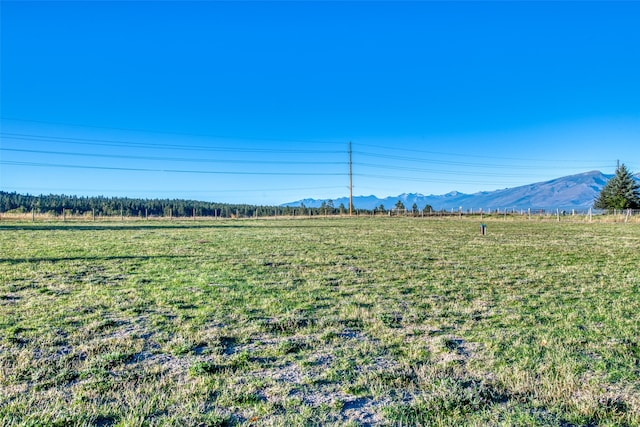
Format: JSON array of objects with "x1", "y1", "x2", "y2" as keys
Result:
[{"x1": 283, "y1": 171, "x2": 640, "y2": 211}]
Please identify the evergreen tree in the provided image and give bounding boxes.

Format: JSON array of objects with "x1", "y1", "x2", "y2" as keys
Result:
[
  {"x1": 594, "y1": 163, "x2": 640, "y2": 209},
  {"x1": 326, "y1": 199, "x2": 334, "y2": 215},
  {"x1": 411, "y1": 202, "x2": 418, "y2": 216}
]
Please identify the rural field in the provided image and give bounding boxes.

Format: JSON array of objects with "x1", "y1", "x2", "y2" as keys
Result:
[{"x1": 1, "y1": 217, "x2": 639, "y2": 426}]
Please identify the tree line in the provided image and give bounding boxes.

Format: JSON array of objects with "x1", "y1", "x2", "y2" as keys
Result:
[
  {"x1": 0, "y1": 192, "x2": 438, "y2": 218},
  {"x1": 0, "y1": 192, "x2": 293, "y2": 218}
]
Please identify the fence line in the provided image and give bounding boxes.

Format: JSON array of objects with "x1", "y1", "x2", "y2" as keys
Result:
[
  {"x1": 1, "y1": 208, "x2": 638, "y2": 223},
  {"x1": 383, "y1": 208, "x2": 640, "y2": 223}
]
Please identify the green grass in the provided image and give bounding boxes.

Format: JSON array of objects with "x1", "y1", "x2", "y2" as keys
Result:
[{"x1": 1, "y1": 218, "x2": 639, "y2": 426}]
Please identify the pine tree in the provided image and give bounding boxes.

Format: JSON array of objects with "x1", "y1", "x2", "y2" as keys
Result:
[{"x1": 594, "y1": 162, "x2": 640, "y2": 209}]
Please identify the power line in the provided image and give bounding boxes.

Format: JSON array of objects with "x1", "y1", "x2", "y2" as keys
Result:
[
  {"x1": 0, "y1": 147, "x2": 345, "y2": 166},
  {"x1": 0, "y1": 161, "x2": 347, "y2": 176},
  {"x1": 1, "y1": 128, "x2": 620, "y2": 201},
  {"x1": 355, "y1": 141, "x2": 609, "y2": 163},
  {"x1": 354, "y1": 151, "x2": 608, "y2": 170},
  {"x1": 1, "y1": 131, "x2": 611, "y2": 169},
  {"x1": 2, "y1": 132, "x2": 607, "y2": 172},
  {"x1": 354, "y1": 162, "x2": 589, "y2": 177},
  {"x1": 2, "y1": 185, "x2": 343, "y2": 194},
  {"x1": 0, "y1": 132, "x2": 344, "y2": 154},
  {"x1": 355, "y1": 173, "x2": 526, "y2": 186},
  {"x1": 0, "y1": 117, "x2": 613, "y2": 164}
]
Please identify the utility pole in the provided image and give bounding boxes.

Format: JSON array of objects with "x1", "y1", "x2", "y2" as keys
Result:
[{"x1": 349, "y1": 141, "x2": 353, "y2": 216}]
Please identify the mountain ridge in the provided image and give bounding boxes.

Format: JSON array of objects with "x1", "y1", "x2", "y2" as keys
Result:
[{"x1": 283, "y1": 170, "x2": 640, "y2": 211}]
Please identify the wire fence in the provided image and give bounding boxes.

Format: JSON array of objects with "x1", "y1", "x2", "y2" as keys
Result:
[
  {"x1": 365, "y1": 207, "x2": 640, "y2": 224},
  {"x1": 1, "y1": 208, "x2": 639, "y2": 223}
]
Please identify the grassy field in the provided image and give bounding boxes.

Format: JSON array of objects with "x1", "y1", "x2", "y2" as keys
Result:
[{"x1": 1, "y1": 218, "x2": 639, "y2": 426}]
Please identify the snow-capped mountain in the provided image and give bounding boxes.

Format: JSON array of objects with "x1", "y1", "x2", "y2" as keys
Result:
[{"x1": 283, "y1": 170, "x2": 638, "y2": 211}]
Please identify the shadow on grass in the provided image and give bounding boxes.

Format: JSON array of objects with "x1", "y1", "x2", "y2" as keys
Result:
[
  {"x1": 0, "y1": 221, "x2": 350, "y2": 232},
  {"x1": 0, "y1": 255, "x2": 191, "y2": 264}
]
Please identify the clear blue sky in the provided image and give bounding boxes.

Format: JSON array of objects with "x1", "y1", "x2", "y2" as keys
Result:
[{"x1": 1, "y1": 1, "x2": 639, "y2": 205}]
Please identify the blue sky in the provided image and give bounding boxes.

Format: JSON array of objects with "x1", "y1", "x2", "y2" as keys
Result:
[{"x1": 1, "y1": 1, "x2": 639, "y2": 205}]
